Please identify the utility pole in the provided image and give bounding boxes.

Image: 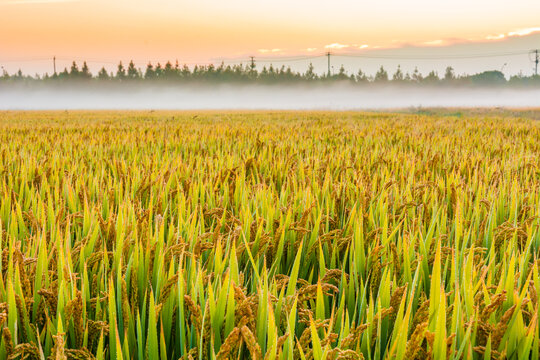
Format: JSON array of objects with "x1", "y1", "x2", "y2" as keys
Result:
[
  {"x1": 53, "y1": 56, "x2": 57, "y2": 75},
  {"x1": 534, "y1": 50, "x2": 539, "y2": 76},
  {"x1": 326, "y1": 52, "x2": 331, "y2": 77}
]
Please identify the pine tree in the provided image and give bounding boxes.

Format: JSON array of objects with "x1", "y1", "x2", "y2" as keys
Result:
[
  {"x1": 98, "y1": 67, "x2": 109, "y2": 80},
  {"x1": 424, "y1": 70, "x2": 439, "y2": 83},
  {"x1": 145, "y1": 63, "x2": 155, "y2": 79},
  {"x1": 164, "y1": 61, "x2": 174, "y2": 79},
  {"x1": 216, "y1": 62, "x2": 224, "y2": 77},
  {"x1": 412, "y1": 67, "x2": 423, "y2": 82},
  {"x1": 127, "y1": 61, "x2": 140, "y2": 79},
  {"x1": 81, "y1": 62, "x2": 92, "y2": 79},
  {"x1": 393, "y1": 65, "x2": 404, "y2": 81},
  {"x1": 374, "y1": 66, "x2": 388, "y2": 82},
  {"x1": 155, "y1": 63, "x2": 163, "y2": 78},
  {"x1": 356, "y1": 69, "x2": 368, "y2": 82},
  {"x1": 444, "y1": 66, "x2": 455, "y2": 81},
  {"x1": 268, "y1": 64, "x2": 276, "y2": 80},
  {"x1": 70, "y1": 61, "x2": 80, "y2": 78},
  {"x1": 337, "y1": 65, "x2": 347, "y2": 79},
  {"x1": 181, "y1": 64, "x2": 190, "y2": 78},
  {"x1": 305, "y1": 63, "x2": 316, "y2": 81},
  {"x1": 116, "y1": 61, "x2": 126, "y2": 80},
  {"x1": 58, "y1": 67, "x2": 69, "y2": 79}
]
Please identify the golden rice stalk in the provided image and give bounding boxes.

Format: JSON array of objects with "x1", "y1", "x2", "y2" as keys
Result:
[
  {"x1": 389, "y1": 285, "x2": 407, "y2": 316},
  {"x1": 183, "y1": 295, "x2": 202, "y2": 333},
  {"x1": 72, "y1": 291, "x2": 84, "y2": 349},
  {"x1": 216, "y1": 328, "x2": 241, "y2": 360},
  {"x1": 8, "y1": 343, "x2": 40, "y2": 360},
  {"x1": 298, "y1": 283, "x2": 339, "y2": 302},
  {"x1": 480, "y1": 291, "x2": 506, "y2": 322},
  {"x1": 38, "y1": 289, "x2": 58, "y2": 317},
  {"x1": 0, "y1": 310, "x2": 7, "y2": 327},
  {"x1": 49, "y1": 333, "x2": 67, "y2": 360},
  {"x1": 321, "y1": 333, "x2": 339, "y2": 348},
  {"x1": 158, "y1": 274, "x2": 179, "y2": 306},
  {"x1": 65, "y1": 348, "x2": 96, "y2": 360},
  {"x1": 321, "y1": 269, "x2": 348, "y2": 284},
  {"x1": 411, "y1": 299, "x2": 430, "y2": 330},
  {"x1": 492, "y1": 304, "x2": 516, "y2": 348},
  {"x1": 86, "y1": 321, "x2": 109, "y2": 352},
  {"x1": 328, "y1": 348, "x2": 364, "y2": 360},
  {"x1": 473, "y1": 346, "x2": 502, "y2": 360},
  {"x1": 15, "y1": 294, "x2": 28, "y2": 343},
  {"x1": 389, "y1": 243, "x2": 401, "y2": 275},
  {"x1": 3, "y1": 327, "x2": 14, "y2": 359},
  {"x1": 529, "y1": 281, "x2": 537, "y2": 308},
  {"x1": 179, "y1": 347, "x2": 198, "y2": 360},
  {"x1": 240, "y1": 325, "x2": 262, "y2": 360},
  {"x1": 118, "y1": 279, "x2": 129, "y2": 337},
  {"x1": 275, "y1": 332, "x2": 289, "y2": 355},
  {"x1": 404, "y1": 321, "x2": 428, "y2": 359},
  {"x1": 341, "y1": 323, "x2": 369, "y2": 349},
  {"x1": 130, "y1": 265, "x2": 139, "y2": 312}
]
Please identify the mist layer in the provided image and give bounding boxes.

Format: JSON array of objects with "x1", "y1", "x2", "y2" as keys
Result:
[{"x1": 1, "y1": 84, "x2": 539, "y2": 110}]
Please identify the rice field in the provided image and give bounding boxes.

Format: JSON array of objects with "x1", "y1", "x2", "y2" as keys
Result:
[{"x1": 0, "y1": 110, "x2": 539, "y2": 360}]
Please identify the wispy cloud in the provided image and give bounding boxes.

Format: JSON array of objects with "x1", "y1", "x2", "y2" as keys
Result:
[
  {"x1": 485, "y1": 34, "x2": 506, "y2": 40},
  {"x1": 324, "y1": 43, "x2": 349, "y2": 49},
  {"x1": 259, "y1": 25, "x2": 540, "y2": 58},
  {"x1": 482, "y1": 27, "x2": 540, "y2": 41},
  {"x1": 508, "y1": 27, "x2": 540, "y2": 37},
  {"x1": 479, "y1": 27, "x2": 540, "y2": 42},
  {"x1": 257, "y1": 48, "x2": 283, "y2": 54},
  {"x1": 422, "y1": 39, "x2": 445, "y2": 46}
]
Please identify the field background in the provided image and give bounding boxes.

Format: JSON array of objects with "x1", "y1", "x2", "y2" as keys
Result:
[{"x1": 0, "y1": 110, "x2": 539, "y2": 359}]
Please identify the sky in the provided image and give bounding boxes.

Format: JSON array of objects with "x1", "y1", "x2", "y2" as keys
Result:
[{"x1": 1, "y1": 0, "x2": 540, "y2": 76}]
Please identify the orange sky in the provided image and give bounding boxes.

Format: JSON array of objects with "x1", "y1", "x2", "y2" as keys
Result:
[{"x1": 1, "y1": 0, "x2": 540, "y2": 75}]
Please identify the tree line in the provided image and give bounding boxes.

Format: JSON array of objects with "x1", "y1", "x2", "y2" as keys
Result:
[{"x1": 2, "y1": 60, "x2": 540, "y2": 86}]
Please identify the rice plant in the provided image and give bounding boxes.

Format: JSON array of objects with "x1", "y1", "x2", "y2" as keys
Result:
[{"x1": 0, "y1": 110, "x2": 538, "y2": 360}]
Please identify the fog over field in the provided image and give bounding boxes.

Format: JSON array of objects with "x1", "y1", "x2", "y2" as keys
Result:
[{"x1": 1, "y1": 84, "x2": 540, "y2": 110}]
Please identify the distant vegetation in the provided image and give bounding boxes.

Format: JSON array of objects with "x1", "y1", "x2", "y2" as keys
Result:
[{"x1": 2, "y1": 60, "x2": 540, "y2": 86}]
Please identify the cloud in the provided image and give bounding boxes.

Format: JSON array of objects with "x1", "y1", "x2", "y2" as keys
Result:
[
  {"x1": 258, "y1": 48, "x2": 283, "y2": 54},
  {"x1": 485, "y1": 34, "x2": 506, "y2": 40},
  {"x1": 481, "y1": 27, "x2": 539, "y2": 42},
  {"x1": 507, "y1": 27, "x2": 540, "y2": 37},
  {"x1": 325, "y1": 43, "x2": 349, "y2": 49},
  {"x1": 255, "y1": 25, "x2": 540, "y2": 58},
  {"x1": 422, "y1": 39, "x2": 444, "y2": 46}
]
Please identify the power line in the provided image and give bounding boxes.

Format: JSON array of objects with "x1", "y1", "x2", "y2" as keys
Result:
[
  {"x1": 0, "y1": 57, "x2": 53, "y2": 63},
  {"x1": 0, "y1": 50, "x2": 533, "y2": 66}
]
